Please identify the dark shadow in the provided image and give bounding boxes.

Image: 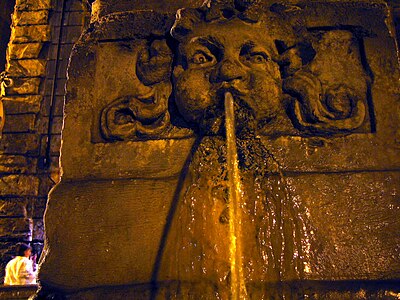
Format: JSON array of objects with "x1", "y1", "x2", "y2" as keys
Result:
[
  {"x1": 149, "y1": 135, "x2": 203, "y2": 299},
  {"x1": 0, "y1": 0, "x2": 15, "y2": 73}
]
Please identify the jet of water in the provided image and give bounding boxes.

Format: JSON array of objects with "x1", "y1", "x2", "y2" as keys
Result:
[{"x1": 224, "y1": 91, "x2": 248, "y2": 299}]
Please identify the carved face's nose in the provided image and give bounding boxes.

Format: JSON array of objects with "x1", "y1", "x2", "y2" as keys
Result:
[{"x1": 212, "y1": 59, "x2": 247, "y2": 83}]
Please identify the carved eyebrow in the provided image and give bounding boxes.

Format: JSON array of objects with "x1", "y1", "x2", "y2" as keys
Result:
[
  {"x1": 190, "y1": 36, "x2": 223, "y2": 51},
  {"x1": 240, "y1": 41, "x2": 273, "y2": 58}
]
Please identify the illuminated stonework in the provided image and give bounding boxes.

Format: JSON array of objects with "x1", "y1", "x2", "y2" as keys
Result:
[{"x1": 35, "y1": 0, "x2": 400, "y2": 299}]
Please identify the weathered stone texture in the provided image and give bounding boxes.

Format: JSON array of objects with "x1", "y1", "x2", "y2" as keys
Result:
[
  {"x1": 37, "y1": 0, "x2": 400, "y2": 298},
  {"x1": 32, "y1": 219, "x2": 44, "y2": 240},
  {"x1": 0, "y1": 155, "x2": 36, "y2": 173},
  {"x1": 12, "y1": 10, "x2": 48, "y2": 26},
  {"x1": 26, "y1": 197, "x2": 47, "y2": 219},
  {"x1": 6, "y1": 78, "x2": 41, "y2": 94},
  {"x1": 7, "y1": 59, "x2": 46, "y2": 77},
  {"x1": 0, "y1": 175, "x2": 39, "y2": 197},
  {"x1": 0, "y1": 218, "x2": 32, "y2": 240},
  {"x1": 37, "y1": 116, "x2": 63, "y2": 135},
  {"x1": 2, "y1": 113, "x2": 36, "y2": 133},
  {"x1": 0, "y1": 133, "x2": 39, "y2": 155},
  {"x1": 0, "y1": 198, "x2": 28, "y2": 218},
  {"x1": 11, "y1": 25, "x2": 50, "y2": 43},
  {"x1": 8, "y1": 42, "x2": 43, "y2": 59},
  {"x1": 16, "y1": 0, "x2": 52, "y2": 11},
  {"x1": 2, "y1": 96, "x2": 42, "y2": 114}
]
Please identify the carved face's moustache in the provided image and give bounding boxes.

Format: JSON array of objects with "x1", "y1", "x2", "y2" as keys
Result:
[
  {"x1": 215, "y1": 80, "x2": 249, "y2": 98},
  {"x1": 198, "y1": 94, "x2": 257, "y2": 137}
]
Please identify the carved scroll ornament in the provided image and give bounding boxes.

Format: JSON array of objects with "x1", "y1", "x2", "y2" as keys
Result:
[{"x1": 283, "y1": 71, "x2": 366, "y2": 134}]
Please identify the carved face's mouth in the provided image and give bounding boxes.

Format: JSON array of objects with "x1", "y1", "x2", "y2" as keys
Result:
[
  {"x1": 216, "y1": 80, "x2": 249, "y2": 98},
  {"x1": 198, "y1": 93, "x2": 257, "y2": 138}
]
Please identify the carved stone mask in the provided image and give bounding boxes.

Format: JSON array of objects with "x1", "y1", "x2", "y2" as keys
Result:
[{"x1": 171, "y1": 4, "x2": 291, "y2": 137}]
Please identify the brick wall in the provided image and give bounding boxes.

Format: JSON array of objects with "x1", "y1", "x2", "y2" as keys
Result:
[{"x1": 0, "y1": 0, "x2": 89, "y2": 282}]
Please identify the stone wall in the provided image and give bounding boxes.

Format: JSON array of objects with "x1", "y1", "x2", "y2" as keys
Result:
[
  {"x1": 0, "y1": 0, "x2": 16, "y2": 73},
  {"x1": 36, "y1": 0, "x2": 400, "y2": 298},
  {"x1": 0, "y1": 0, "x2": 398, "y2": 290},
  {"x1": 0, "y1": 0, "x2": 89, "y2": 282}
]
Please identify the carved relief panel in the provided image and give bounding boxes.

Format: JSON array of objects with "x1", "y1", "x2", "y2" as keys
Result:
[
  {"x1": 38, "y1": 0, "x2": 400, "y2": 296},
  {"x1": 89, "y1": 2, "x2": 376, "y2": 144}
]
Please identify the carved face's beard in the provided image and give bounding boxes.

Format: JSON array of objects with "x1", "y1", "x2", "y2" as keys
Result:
[{"x1": 198, "y1": 94, "x2": 257, "y2": 139}]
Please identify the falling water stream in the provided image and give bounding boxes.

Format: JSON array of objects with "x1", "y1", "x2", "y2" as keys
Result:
[{"x1": 224, "y1": 92, "x2": 248, "y2": 299}]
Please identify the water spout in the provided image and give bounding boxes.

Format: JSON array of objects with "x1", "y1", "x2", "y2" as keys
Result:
[{"x1": 224, "y1": 91, "x2": 248, "y2": 299}]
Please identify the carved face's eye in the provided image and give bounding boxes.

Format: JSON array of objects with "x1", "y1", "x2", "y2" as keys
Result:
[
  {"x1": 189, "y1": 50, "x2": 216, "y2": 67},
  {"x1": 247, "y1": 52, "x2": 268, "y2": 64},
  {"x1": 193, "y1": 53, "x2": 208, "y2": 64}
]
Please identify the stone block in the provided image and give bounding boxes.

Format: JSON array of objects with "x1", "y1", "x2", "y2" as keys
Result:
[
  {"x1": 16, "y1": 0, "x2": 52, "y2": 11},
  {"x1": 11, "y1": 25, "x2": 50, "y2": 43},
  {"x1": 43, "y1": 78, "x2": 67, "y2": 96},
  {"x1": 2, "y1": 113, "x2": 36, "y2": 133},
  {"x1": 7, "y1": 59, "x2": 46, "y2": 77},
  {"x1": 48, "y1": 43, "x2": 73, "y2": 60},
  {"x1": 0, "y1": 155, "x2": 36, "y2": 173},
  {"x1": 7, "y1": 43, "x2": 43, "y2": 59},
  {"x1": 36, "y1": 116, "x2": 63, "y2": 134},
  {"x1": 61, "y1": 26, "x2": 83, "y2": 44},
  {"x1": 0, "y1": 198, "x2": 28, "y2": 217},
  {"x1": 2, "y1": 96, "x2": 42, "y2": 114},
  {"x1": 37, "y1": 173, "x2": 57, "y2": 197},
  {"x1": 0, "y1": 133, "x2": 40, "y2": 155},
  {"x1": 50, "y1": 117, "x2": 63, "y2": 134},
  {"x1": 39, "y1": 95, "x2": 64, "y2": 117},
  {"x1": 27, "y1": 197, "x2": 47, "y2": 219},
  {"x1": 39, "y1": 134, "x2": 61, "y2": 156},
  {"x1": 5, "y1": 78, "x2": 41, "y2": 95},
  {"x1": 65, "y1": 0, "x2": 84, "y2": 12},
  {"x1": 0, "y1": 175, "x2": 39, "y2": 197},
  {"x1": 32, "y1": 219, "x2": 44, "y2": 240},
  {"x1": 0, "y1": 218, "x2": 32, "y2": 240},
  {"x1": 13, "y1": 10, "x2": 49, "y2": 26},
  {"x1": 64, "y1": 11, "x2": 85, "y2": 26}
]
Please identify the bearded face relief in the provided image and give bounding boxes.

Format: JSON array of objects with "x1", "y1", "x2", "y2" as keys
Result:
[{"x1": 172, "y1": 17, "x2": 284, "y2": 137}]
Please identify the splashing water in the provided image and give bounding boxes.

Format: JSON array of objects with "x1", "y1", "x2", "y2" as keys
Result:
[
  {"x1": 159, "y1": 93, "x2": 313, "y2": 298},
  {"x1": 224, "y1": 92, "x2": 248, "y2": 299}
]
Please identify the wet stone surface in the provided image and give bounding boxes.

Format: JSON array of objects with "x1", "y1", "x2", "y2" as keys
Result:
[{"x1": 35, "y1": 0, "x2": 400, "y2": 298}]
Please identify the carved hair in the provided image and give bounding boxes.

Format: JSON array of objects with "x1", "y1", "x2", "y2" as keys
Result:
[{"x1": 171, "y1": 0, "x2": 299, "y2": 62}]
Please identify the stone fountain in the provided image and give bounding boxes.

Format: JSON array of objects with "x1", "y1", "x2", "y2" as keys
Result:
[{"x1": 35, "y1": 0, "x2": 400, "y2": 298}]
